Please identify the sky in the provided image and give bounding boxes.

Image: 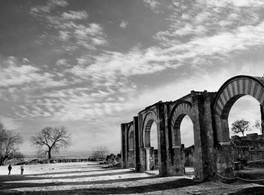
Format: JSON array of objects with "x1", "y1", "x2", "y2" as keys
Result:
[{"x1": 1, "y1": 0, "x2": 264, "y2": 156}]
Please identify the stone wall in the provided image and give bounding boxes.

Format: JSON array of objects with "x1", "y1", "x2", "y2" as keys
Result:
[{"x1": 121, "y1": 75, "x2": 264, "y2": 181}]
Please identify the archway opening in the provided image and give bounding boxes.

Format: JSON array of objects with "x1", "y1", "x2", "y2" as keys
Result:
[
  {"x1": 144, "y1": 120, "x2": 159, "y2": 173},
  {"x1": 128, "y1": 129, "x2": 135, "y2": 168},
  {"x1": 228, "y1": 95, "x2": 263, "y2": 168},
  {"x1": 149, "y1": 122, "x2": 158, "y2": 170},
  {"x1": 180, "y1": 115, "x2": 195, "y2": 176}
]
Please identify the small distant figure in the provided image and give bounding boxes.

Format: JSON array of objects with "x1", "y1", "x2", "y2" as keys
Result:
[
  {"x1": 20, "y1": 165, "x2": 24, "y2": 175},
  {"x1": 8, "y1": 164, "x2": 12, "y2": 175}
]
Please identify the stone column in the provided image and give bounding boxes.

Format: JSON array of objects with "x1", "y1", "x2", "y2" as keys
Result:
[
  {"x1": 139, "y1": 147, "x2": 146, "y2": 172},
  {"x1": 203, "y1": 92, "x2": 216, "y2": 178},
  {"x1": 145, "y1": 147, "x2": 151, "y2": 171},
  {"x1": 164, "y1": 103, "x2": 173, "y2": 175},
  {"x1": 222, "y1": 119, "x2": 230, "y2": 141},
  {"x1": 121, "y1": 124, "x2": 127, "y2": 168},
  {"x1": 214, "y1": 114, "x2": 223, "y2": 142},
  {"x1": 191, "y1": 94, "x2": 204, "y2": 181},
  {"x1": 173, "y1": 145, "x2": 184, "y2": 175},
  {"x1": 133, "y1": 116, "x2": 141, "y2": 172},
  {"x1": 138, "y1": 114, "x2": 147, "y2": 172},
  {"x1": 214, "y1": 114, "x2": 234, "y2": 177},
  {"x1": 157, "y1": 103, "x2": 168, "y2": 176},
  {"x1": 260, "y1": 104, "x2": 264, "y2": 135}
]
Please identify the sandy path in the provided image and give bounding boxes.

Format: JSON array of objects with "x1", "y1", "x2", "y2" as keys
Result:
[{"x1": 0, "y1": 162, "x2": 263, "y2": 194}]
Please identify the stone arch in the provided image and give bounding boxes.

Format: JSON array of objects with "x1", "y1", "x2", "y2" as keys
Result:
[
  {"x1": 141, "y1": 110, "x2": 160, "y2": 171},
  {"x1": 142, "y1": 111, "x2": 158, "y2": 148},
  {"x1": 213, "y1": 75, "x2": 264, "y2": 176},
  {"x1": 167, "y1": 101, "x2": 196, "y2": 176},
  {"x1": 170, "y1": 101, "x2": 193, "y2": 147},
  {"x1": 214, "y1": 75, "x2": 264, "y2": 142}
]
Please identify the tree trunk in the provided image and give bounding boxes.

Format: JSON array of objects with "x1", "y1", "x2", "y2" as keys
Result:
[
  {"x1": 48, "y1": 148, "x2": 52, "y2": 162},
  {"x1": 0, "y1": 156, "x2": 7, "y2": 165}
]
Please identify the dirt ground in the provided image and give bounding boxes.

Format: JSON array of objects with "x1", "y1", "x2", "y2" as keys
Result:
[{"x1": 0, "y1": 162, "x2": 264, "y2": 195}]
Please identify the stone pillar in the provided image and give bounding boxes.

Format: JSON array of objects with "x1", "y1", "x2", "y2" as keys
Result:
[
  {"x1": 260, "y1": 104, "x2": 264, "y2": 135},
  {"x1": 145, "y1": 147, "x2": 151, "y2": 170},
  {"x1": 191, "y1": 94, "x2": 204, "y2": 181},
  {"x1": 214, "y1": 114, "x2": 223, "y2": 142},
  {"x1": 139, "y1": 147, "x2": 146, "y2": 172},
  {"x1": 157, "y1": 103, "x2": 168, "y2": 176},
  {"x1": 121, "y1": 124, "x2": 127, "y2": 168},
  {"x1": 222, "y1": 119, "x2": 230, "y2": 141},
  {"x1": 138, "y1": 114, "x2": 147, "y2": 172},
  {"x1": 164, "y1": 103, "x2": 173, "y2": 175},
  {"x1": 133, "y1": 116, "x2": 141, "y2": 172},
  {"x1": 173, "y1": 145, "x2": 184, "y2": 175},
  {"x1": 214, "y1": 114, "x2": 234, "y2": 177},
  {"x1": 203, "y1": 93, "x2": 216, "y2": 178}
]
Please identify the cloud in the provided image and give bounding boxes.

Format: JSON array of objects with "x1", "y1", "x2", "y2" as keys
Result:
[
  {"x1": 56, "y1": 58, "x2": 67, "y2": 66},
  {"x1": 143, "y1": 0, "x2": 160, "y2": 12},
  {"x1": 120, "y1": 20, "x2": 128, "y2": 29},
  {"x1": 11, "y1": 76, "x2": 136, "y2": 121},
  {"x1": 156, "y1": 0, "x2": 262, "y2": 43},
  {"x1": 7, "y1": 0, "x2": 264, "y2": 154},
  {"x1": 200, "y1": 0, "x2": 264, "y2": 8},
  {"x1": 167, "y1": 23, "x2": 207, "y2": 37},
  {"x1": 31, "y1": 2, "x2": 106, "y2": 51},
  {"x1": 0, "y1": 116, "x2": 22, "y2": 130},
  {"x1": 67, "y1": 18, "x2": 264, "y2": 81},
  {"x1": 24, "y1": 0, "x2": 264, "y2": 124},
  {"x1": 30, "y1": 0, "x2": 68, "y2": 14},
  {"x1": 58, "y1": 30, "x2": 70, "y2": 41},
  {"x1": 61, "y1": 10, "x2": 88, "y2": 20},
  {"x1": 0, "y1": 56, "x2": 67, "y2": 88},
  {"x1": 66, "y1": 47, "x2": 176, "y2": 100},
  {"x1": 72, "y1": 23, "x2": 107, "y2": 48}
]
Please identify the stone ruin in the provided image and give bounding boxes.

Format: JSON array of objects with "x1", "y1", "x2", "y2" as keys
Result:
[{"x1": 120, "y1": 75, "x2": 264, "y2": 181}]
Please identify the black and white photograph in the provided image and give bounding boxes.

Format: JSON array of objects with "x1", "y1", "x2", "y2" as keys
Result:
[{"x1": 1, "y1": 0, "x2": 264, "y2": 194}]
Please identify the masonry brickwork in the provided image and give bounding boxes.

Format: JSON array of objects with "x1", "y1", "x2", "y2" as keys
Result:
[{"x1": 120, "y1": 75, "x2": 264, "y2": 181}]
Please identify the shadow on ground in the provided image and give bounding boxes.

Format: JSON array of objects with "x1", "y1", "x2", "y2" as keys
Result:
[
  {"x1": 0, "y1": 175, "x2": 158, "y2": 190},
  {"x1": 0, "y1": 178, "x2": 195, "y2": 195},
  {"x1": 229, "y1": 186, "x2": 264, "y2": 195},
  {"x1": 0, "y1": 170, "x2": 134, "y2": 182}
]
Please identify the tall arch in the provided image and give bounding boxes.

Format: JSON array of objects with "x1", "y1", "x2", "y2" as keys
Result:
[
  {"x1": 140, "y1": 110, "x2": 162, "y2": 173},
  {"x1": 170, "y1": 101, "x2": 193, "y2": 147},
  {"x1": 142, "y1": 111, "x2": 158, "y2": 148},
  {"x1": 214, "y1": 75, "x2": 264, "y2": 143},
  {"x1": 169, "y1": 102, "x2": 194, "y2": 175},
  {"x1": 213, "y1": 75, "x2": 264, "y2": 176}
]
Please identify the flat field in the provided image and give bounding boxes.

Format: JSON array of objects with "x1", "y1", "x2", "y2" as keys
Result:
[{"x1": 0, "y1": 162, "x2": 263, "y2": 195}]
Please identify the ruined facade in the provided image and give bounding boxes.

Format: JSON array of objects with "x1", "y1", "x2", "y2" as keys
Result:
[
  {"x1": 121, "y1": 75, "x2": 264, "y2": 181},
  {"x1": 231, "y1": 133, "x2": 264, "y2": 163}
]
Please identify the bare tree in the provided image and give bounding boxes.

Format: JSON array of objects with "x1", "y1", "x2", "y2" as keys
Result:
[
  {"x1": 0, "y1": 124, "x2": 23, "y2": 165},
  {"x1": 252, "y1": 120, "x2": 264, "y2": 135},
  {"x1": 254, "y1": 120, "x2": 261, "y2": 129},
  {"x1": 31, "y1": 127, "x2": 70, "y2": 161},
  {"x1": 231, "y1": 119, "x2": 250, "y2": 136}
]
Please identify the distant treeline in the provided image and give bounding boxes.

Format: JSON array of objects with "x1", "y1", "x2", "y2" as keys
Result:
[{"x1": 17, "y1": 157, "x2": 99, "y2": 165}]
